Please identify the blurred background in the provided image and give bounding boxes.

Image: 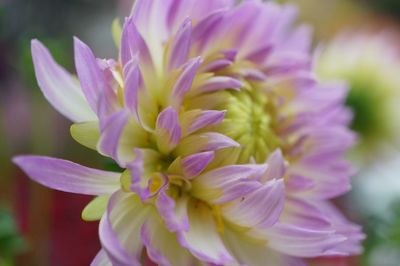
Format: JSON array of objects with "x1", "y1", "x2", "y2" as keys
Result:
[{"x1": 1, "y1": 0, "x2": 400, "y2": 265}]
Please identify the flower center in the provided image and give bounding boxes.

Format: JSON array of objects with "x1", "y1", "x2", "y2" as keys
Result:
[{"x1": 217, "y1": 86, "x2": 281, "y2": 163}]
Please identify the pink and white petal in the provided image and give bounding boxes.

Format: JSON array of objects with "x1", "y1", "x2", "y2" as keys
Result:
[
  {"x1": 222, "y1": 179, "x2": 285, "y2": 228},
  {"x1": 97, "y1": 110, "x2": 130, "y2": 166},
  {"x1": 91, "y1": 250, "x2": 111, "y2": 266},
  {"x1": 181, "y1": 151, "x2": 214, "y2": 179},
  {"x1": 286, "y1": 174, "x2": 316, "y2": 192},
  {"x1": 167, "y1": 0, "x2": 234, "y2": 33},
  {"x1": 175, "y1": 132, "x2": 239, "y2": 156},
  {"x1": 170, "y1": 57, "x2": 202, "y2": 108},
  {"x1": 249, "y1": 223, "x2": 347, "y2": 258},
  {"x1": 168, "y1": 18, "x2": 192, "y2": 71},
  {"x1": 223, "y1": 227, "x2": 308, "y2": 266},
  {"x1": 130, "y1": 0, "x2": 232, "y2": 50},
  {"x1": 280, "y1": 198, "x2": 332, "y2": 230},
  {"x1": 177, "y1": 200, "x2": 235, "y2": 265},
  {"x1": 120, "y1": 17, "x2": 154, "y2": 73},
  {"x1": 99, "y1": 191, "x2": 149, "y2": 266},
  {"x1": 130, "y1": 0, "x2": 171, "y2": 67},
  {"x1": 13, "y1": 156, "x2": 120, "y2": 195},
  {"x1": 126, "y1": 149, "x2": 147, "y2": 199},
  {"x1": 192, "y1": 9, "x2": 228, "y2": 54},
  {"x1": 299, "y1": 127, "x2": 356, "y2": 162},
  {"x1": 141, "y1": 211, "x2": 195, "y2": 266},
  {"x1": 288, "y1": 160, "x2": 353, "y2": 199},
  {"x1": 312, "y1": 201, "x2": 365, "y2": 255},
  {"x1": 96, "y1": 90, "x2": 119, "y2": 127},
  {"x1": 155, "y1": 107, "x2": 182, "y2": 154},
  {"x1": 98, "y1": 113, "x2": 149, "y2": 167},
  {"x1": 31, "y1": 40, "x2": 96, "y2": 122},
  {"x1": 260, "y1": 149, "x2": 286, "y2": 183},
  {"x1": 242, "y1": 44, "x2": 272, "y2": 64},
  {"x1": 74, "y1": 37, "x2": 109, "y2": 113},
  {"x1": 156, "y1": 190, "x2": 190, "y2": 233},
  {"x1": 191, "y1": 76, "x2": 242, "y2": 95},
  {"x1": 201, "y1": 58, "x2": 232, "y2": 72},
  {"x1": 280, "y1": 24, "x2": 312, "y2": 54},
  {"x1": 122, "y1": 56, "x2": 140, "y2": 117},
  {"x1": 122, "y1": 55, "x2": 159, "y2": 131},
  {"x1": 95, "y1": 61, "x2": 120, "y2": 120},
  {"x1": 191, "y1": 164, "x2": 268, "y2": 204},
  {"x1": 180, "y1": 110, "x2": 226, "y2": 137}
]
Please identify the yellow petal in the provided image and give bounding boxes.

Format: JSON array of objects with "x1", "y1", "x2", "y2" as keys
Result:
[
  {"x1": 81, "y1": 195, "x2": 110, "y2": 221},
  {"x1": 112, "y1": 18, "x2": 122, "y2": 49},
  {"x1": 70, "y1": 121, "x2": 100, "y2": 150}
]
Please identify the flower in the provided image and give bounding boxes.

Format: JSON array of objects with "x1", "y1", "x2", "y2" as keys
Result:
[
  {"x1": 14, "y1": 0, "x2": 364, "y2": 265},
  {"x1": 317, "y1": 31, "x2": 400, "y2": 156}
]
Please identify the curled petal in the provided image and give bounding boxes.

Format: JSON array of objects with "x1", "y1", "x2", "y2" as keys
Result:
[
  {"x1": 156, "y1": 107, "x2": 182, "y2": 154},
  {"x1": 13, "y1": 156, "x2": 120, "y2": 195}
]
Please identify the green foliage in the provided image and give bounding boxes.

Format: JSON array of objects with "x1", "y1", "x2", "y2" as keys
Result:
[
  {"x1": 346, "y1": 80, "x2": 386, "y2": 140},
  {"x1": 101, "y1": 157, "x2": 124, "y2": 172},
  {"x1": 361, "y1": 199, "x2": 400, "y2": 265},
  {"x1": 386, "y1": 201, "x2": 400, "y2": 245},
  {"x1": 362, "y1": 0, "x2": 400, "y2": 18},
  {"x1": 0, "y1": 209, "x2": 27, "y2": 264}
]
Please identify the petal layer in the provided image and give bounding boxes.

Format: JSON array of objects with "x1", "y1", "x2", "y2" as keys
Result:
[{"x1": 13, "y1": 156, "x2": 120, "y2": 195}]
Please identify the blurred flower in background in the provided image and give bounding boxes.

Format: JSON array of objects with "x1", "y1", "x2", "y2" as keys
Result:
[
  {"x1": 317, "y1": 31, "x2": 400, "y2": 160},
  {"x1": 290, "y1": 0, "x2": 400, "y2": 266}
]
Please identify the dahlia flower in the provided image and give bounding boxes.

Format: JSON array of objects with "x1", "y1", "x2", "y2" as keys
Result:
[
  {"x1": 14, "y1": 0, "x2": 364, "y2": 265},
  {"x1": 317, "y1": 31, "x2": 400, "y2": 155}
]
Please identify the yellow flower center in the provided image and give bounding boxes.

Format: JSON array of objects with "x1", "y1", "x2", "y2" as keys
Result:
[{"x1": 217, "y1": 85, "x2": 281, "y2": 163}]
